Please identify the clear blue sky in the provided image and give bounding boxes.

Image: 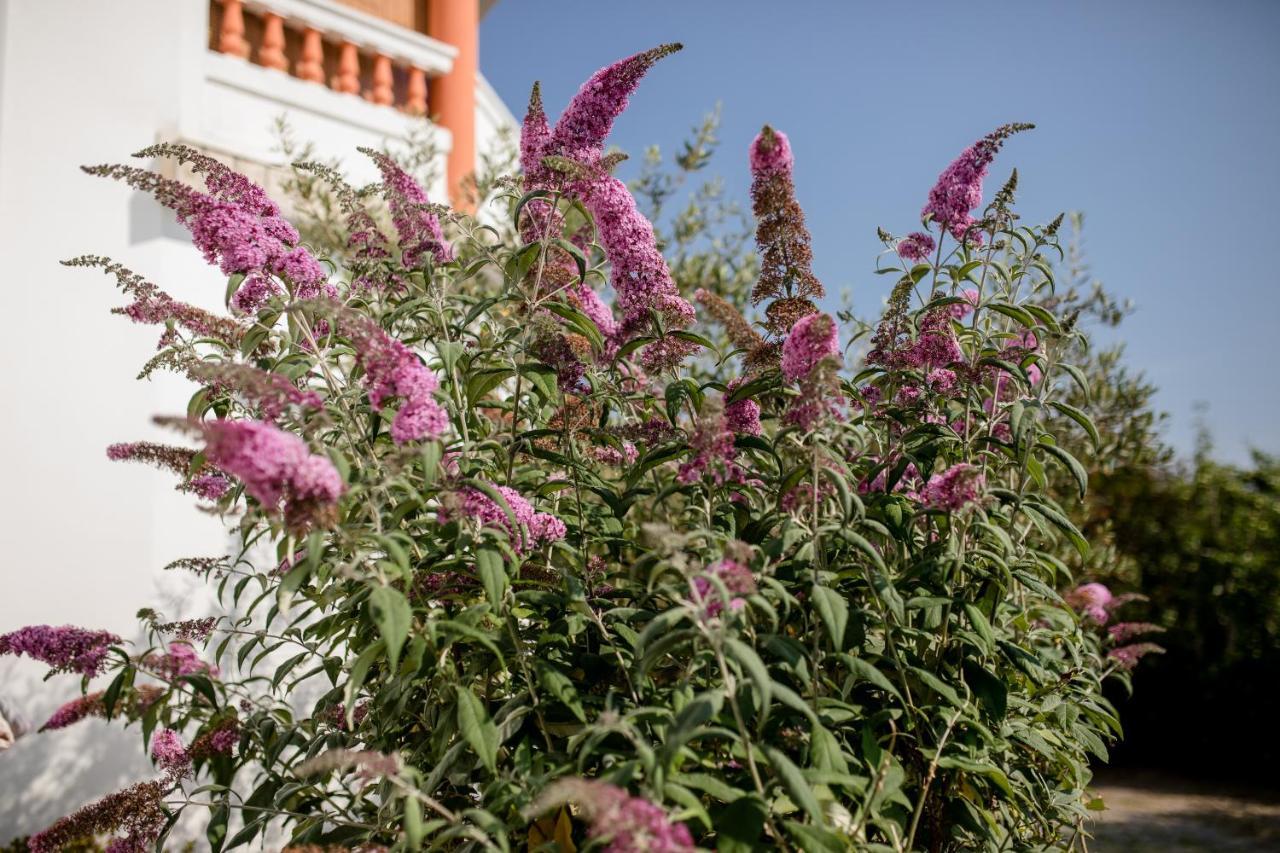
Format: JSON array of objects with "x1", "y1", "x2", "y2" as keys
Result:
[{"x1": 481, "y1": 1, "x2": 1279, "y2": 464}]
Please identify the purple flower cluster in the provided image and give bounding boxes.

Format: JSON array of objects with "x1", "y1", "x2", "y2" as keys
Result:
[
  {"x1": 538, "y1": 779, "x2": 693, "y2": 853},
  {"x1": 85, "y1": 151, "x2": 332, "y2": 314},
  {"x1": 439, "y1": 482, "x2": 566, "y2": 553},
  {"x1": 187, "y1": 473, "x2": 233, "y2": 500},
  {"x1": 780, "y1": 313, "x2": 839, "y2": 382},
  {"x1": 724, "y1": 391, "x2": 763, "y2": 437},
  {"x1": 949, "y1": 288, "x2": 981, "y2": 319},
  {"x1": 520, "y1": 46, "x2": 697, "y2": 369},
  {"x1": 1107, "y1": 643, "x2": 1165, "y2": 671},
  {"x1": 530, "y1": 44, "x2": 683, "y2": 171},
  {"x1": 195, "y1": 363, "x2": 324, "y2": 422},
  {"x1": 592, "y1": 442, "x2": 639, "y2": 466},
  {"x1": 570, "y1": 283, "x2": 621, "y2": 342},
  {"x1": 145, "y1": 642, "x2": 218, "y2": 680},
  {"x1": 692, "y1": 558, "x2": 757, "y2": 617},
  {"x1": 342, "y1": 315, "x2": 448, "y2": 444},
  {"x1": 920, "y1": 463, "x2": 985, "y2": 511},
  {"x1": 678, "y1": 409, "x2": 747, "y2": 487},
  {"x1": 0, "y1": 625, "x2": 120, "y2": 677},
  {"x1": 1107, "y1": 622, "x2": 1165, "y2": 644},
  {"x1": 748, "y1": 126, "x2": 824, "y2": 336},
  {"x1": 202, "y1": 419, "x2": 344, "y2": 525},
  {"x1": 41, "y1": 692, "x2": 106, "y2": 731},
  {"x1": 921, "y1": 123, "x2": 1033, "y2": 243},
  {"x1": 868, "y1": 305, "x2": 963, "y2": 372},
  {"x1": 150, "y1": 728, "x2": 191, "y2": 777},
  {"x1": 860, "y1": 460, "x2": 922, "y2": 497},
  {"x1": 365, "y1": 149, "x2": 454, "y2": 267},
  {"x1": 580, "y1": 175, "x2": 697, "y2": 369},
  {"x1": 897, "y1": 231, "x2": 936, "y2": 264},
  {"x1": 28, "y1": 780, "x2": 167, "y2": 853},
  {"x1": 106, "y1": 441, "x2": 230, "y2": 500},
  {"x1": 64, "y1": 256, "x2": 247, "y2": 351},
  {"x1": 1067, "y1": 582, "x2": 1113, "y2": 625},
  {"x1": 191, "y1": 718, "x2": 241, "y2": 758}
]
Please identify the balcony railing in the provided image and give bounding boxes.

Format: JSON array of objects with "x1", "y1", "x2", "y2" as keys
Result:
[{"x1": 209, "y1": 0, "x2": 456, "y2": 117}]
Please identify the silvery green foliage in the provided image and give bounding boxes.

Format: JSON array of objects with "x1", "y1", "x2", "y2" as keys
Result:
[{"x1": 24, "y1": 50, "x2": 1147, "y2": 853}]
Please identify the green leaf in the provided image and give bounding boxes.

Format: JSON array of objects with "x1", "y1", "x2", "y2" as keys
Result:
[
  {"x1": 840, "y1": 654, "x2": 902, "y2": 701},
  {"x1": 811, "y1": 584, "x2": 849, "y2": 651},
  {"x1": 935, "y1": 755, "x2": 1014, "y2": 797},
  {"x1": 207, "y1": 801, "x2": 229, "y2": 853},
  {"x1": 1039, "y1": 440, "x2": 1089, "y2": 499},
  {"x1": 1050, "y1": 400, "x2": 1101, "y2": 450},
  {"x1": 810, "y1": 723, "x2": 850, "y2": 773},
  {"x1": 986, "y1": 301, "x2": 1036, "y2": 327},
  {"x1": 715, "y1": 795, "x2": 768, "y2": 851},
  {"x1": 343, "y1": 640, "x2": 383, "y2": 727},
  {"x1": 763, "y1": 745, "x2": 825, "y2": 825},
  {"x1": 404, "y1": 793, "x2": 425, "y2": 848},
  {"x1": 536, "y1": 661, "x2": 587, "y2": 723},
  {"x1": 368, "y1": 585, "x2": 411, "y2": 670},
  {"x1": 1024, "y1": 499, "x2": 1091, "y2": 558},
  {"x1": 476, "y1": 548, "x2": 507, "y2": 611},
  {"x1": 456, "y1": 687, "x2": 499, "y2": 773},
  {"x1": 963, "y1": 603, "x2": 995, "y2": 654},
  {"x1": 725, "y1": 638, "x2": 773, "y2": 724},
  {"x1": 908, "y1": 666, "x2": 963, "y2": 707}
]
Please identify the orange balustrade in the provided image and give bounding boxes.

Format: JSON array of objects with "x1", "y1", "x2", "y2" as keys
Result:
[
  {"x1": 217, "y1": 0, "x2": 250, "y2": 59},
  {"x1": 406, "y1": 67, "x2": 428, "y2": 115},
  {"x1": 258, "y1": 13, "x2": 288, "y2": 71},
  {"x1": 207, "y1": 1, "x2": 448, "y2": 120},
  {"x1": 296, "y1": 28, "x2": 325, "y2": 82},
  {"x1": 370, "y1": 54, "x2": 394, "y2": 105},
  {"x1": 333, "y1": 42, "x2": 361, "y2": 94}
]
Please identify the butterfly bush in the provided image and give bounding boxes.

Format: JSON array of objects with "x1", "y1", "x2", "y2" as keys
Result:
[{"x1": 6, "y1": 44, "x2": 1163, "y2": 853}]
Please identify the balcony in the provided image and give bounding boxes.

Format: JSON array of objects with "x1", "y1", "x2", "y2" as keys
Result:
[{"x1": 175, "y1": 0, "x2": 463, "y2": 198}]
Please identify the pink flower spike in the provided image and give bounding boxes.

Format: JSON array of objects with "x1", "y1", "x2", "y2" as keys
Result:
[
  {"x1": 0, "y1": 625, "x2": 121, "y2": 677},
  {"x1": 920, "y1": 463, "x2": 985, "y2": 511},
  {"x1": 922, "y1": 123, "x2": 1033, "y2": 244},
  {"x1": 780, "y1": 312, "x2": 839, "y2": 382}
]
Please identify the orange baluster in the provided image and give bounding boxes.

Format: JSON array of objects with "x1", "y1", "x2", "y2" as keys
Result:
[
  {"x1": 333, "y1": 42, "x2": 361, "y2": 94},
  {"x1": 258, "y1": 13, "x2": 288, "y2": 71},
  {"x1": 218, "y1": 0, "x2": 250, "y2": 59},
  {"x1": 297, "y1": 29, "x2": 325, "y2": 83},
  {"x1": 370, "y1": 54, "x2": 394, "y2": 105},
  {"x1": 405, "y1": 67, "x2": 427, "y2": 115}
]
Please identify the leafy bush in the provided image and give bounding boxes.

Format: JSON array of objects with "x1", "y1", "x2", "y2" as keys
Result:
[
  {"x1": 2, "y1": 45, "x2": 1161, "y2": 851},
  {"x1": 1087, "y1": 446, "x2": 1280, "y2": 784}
]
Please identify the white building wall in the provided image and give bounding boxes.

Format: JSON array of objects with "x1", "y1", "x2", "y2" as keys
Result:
[{"x1": 0, "y1": 0, "x2": 513, "y2": 840}]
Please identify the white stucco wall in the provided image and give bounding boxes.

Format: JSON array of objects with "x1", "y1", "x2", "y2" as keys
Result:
[{"x1": 0, "y1": 0, "x2": 513, "y2": 841}]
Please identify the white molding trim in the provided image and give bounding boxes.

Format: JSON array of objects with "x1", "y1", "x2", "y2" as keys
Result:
[
  {"x1": 241, "y1": 0, "x2": 457, "y2": 73},
  {"x1": 187, "y1": 51, "x2": 452, "y2": 165},
  {"x1": 476, "y1": 73, "x2": 517, "y2": 131}
]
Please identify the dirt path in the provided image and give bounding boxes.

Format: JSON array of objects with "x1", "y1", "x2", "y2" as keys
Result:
[{"x1": 1088, "y1": 770, "x2": 1280, "y2": 852}]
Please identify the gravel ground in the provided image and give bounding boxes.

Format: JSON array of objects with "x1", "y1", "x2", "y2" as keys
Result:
[{"x1": 1088, "y1": 770, "x2": 1280, "y2": 852}]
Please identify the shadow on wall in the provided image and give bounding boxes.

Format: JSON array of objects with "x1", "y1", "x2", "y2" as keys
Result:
[{"x1": 0, "y1": 661, "x2": 153, "y2": 842}]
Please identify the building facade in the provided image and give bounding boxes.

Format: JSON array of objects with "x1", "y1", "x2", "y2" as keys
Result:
[{"x1": 0, "y1": 0, "x2": 514, "y2": 839}]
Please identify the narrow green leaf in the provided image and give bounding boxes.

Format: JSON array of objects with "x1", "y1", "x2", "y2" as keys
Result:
[
  {"x1": 476, "y1": 547, "x2": 507, "y2": 611},
  {"x1": 368, "y1": 585, "x2": 411, "y2": 670},
  {"x1": 763, "y1": 745, "x2": 825, "y2": 825},
  {"x1": 455, "y1": 688, "x2": 499, "y2": 773},
  {"x1": 725, "y1": 638, "x2": 773, "y2": 723},
  {"x1": 811, "y1": 585, "x2": 849, "y2": 651}
]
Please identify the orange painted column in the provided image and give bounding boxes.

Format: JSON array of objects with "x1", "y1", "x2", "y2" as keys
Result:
[{"x1": 427, "y1": 0, "x2": 478, "y2": 209}]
